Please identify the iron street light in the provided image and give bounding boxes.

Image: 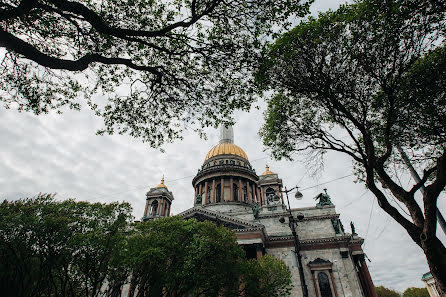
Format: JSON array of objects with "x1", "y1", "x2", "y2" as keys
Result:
[{"x1": 277, "y1": 186, "x2": 308, "y2": 297}]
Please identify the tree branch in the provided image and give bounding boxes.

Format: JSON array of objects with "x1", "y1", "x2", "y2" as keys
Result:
[
  {"x1": 365, "y1": 166, "x2": 422, "y2": 246},
  {"x1": 48, "y1": 0, "x2": 220, "y2": 39},
  {"x1": 0, "y1": 0, "x2": 38, "y2": 21},
  {"x1": 0, "y1": 28, "x2": 163, "y2": 76}
]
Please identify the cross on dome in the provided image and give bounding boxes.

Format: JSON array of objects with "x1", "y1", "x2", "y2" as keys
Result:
[{"x1": 155, "y1": 175, "x2": 168, "y2": 188}]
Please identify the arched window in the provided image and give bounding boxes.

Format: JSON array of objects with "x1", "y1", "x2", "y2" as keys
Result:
[
  {"x1": 150, "y1": 200, "x2": 159, "y2": 216},
  {"x1": 216, "y1": 184, "x2": 222, "y2": 202},
  {"x1": 243, "y1": 185, "x2": 248, "y2": 202},
  {"x1": 266, "y1": 187, "x2": 276, "y2": 204},
  {"x1": 233, "y1": 184, "x2": 239, "y2": 201},
  {"x1": 207, "y1": 185, "x2": 211, "y2": 203},
  {"x1": 317, "y1": 272, "x2": 333, "y2": 297}
]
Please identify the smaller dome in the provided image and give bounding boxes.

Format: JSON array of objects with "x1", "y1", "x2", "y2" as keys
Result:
[
  {"x1": 155, "y1": 177, "x2": 168, "y2": 189},
  {"x1": 262, "y1": 164, "x2": 275, "y2": 175},
  {"x1": 204, "y1": 143, "x2": 249, "y2": 162}
]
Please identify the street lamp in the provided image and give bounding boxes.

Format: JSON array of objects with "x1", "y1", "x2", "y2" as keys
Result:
[{"x1": 277, "y1": 186, "x2": 309, "y2": 297}]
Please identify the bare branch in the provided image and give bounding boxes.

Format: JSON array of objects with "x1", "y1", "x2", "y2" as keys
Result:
[{"x1": 0, "y1": 28, "x2": 163, "y2": 76}]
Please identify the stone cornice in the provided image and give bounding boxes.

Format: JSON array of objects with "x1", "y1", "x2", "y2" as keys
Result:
[
  {"x1": 258, "y1": 212, "x2": 340, "y2": 221},
  {"x1": 192, "y1": 164, "x2": 258, "y2": 185},
  {"x1": 178, "y1": 207, "x2": 263, "y2": 229},
  {"x1": 267, "y1": 234, "x2": 364, "y2": 245}
]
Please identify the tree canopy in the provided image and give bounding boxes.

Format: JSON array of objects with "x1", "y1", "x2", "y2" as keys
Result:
[
  {"x1": 402, "y1": 287, "x2": 429, "y2": 297},
  {"x1": 0, "y1": 194, "x2": 132, "y2": 297},
  {"x1": 376, "y1": 286, "x2": 401, "y2": 297},
  {"x1": 0, "y1": 195, "x2": 292, "y2": 297},
  {"x1": 256, "y1": 0, "x2": 446, "y2": 292},
  {"x1": 0, "y1": 0, "x2": 310, "y2": 147}
]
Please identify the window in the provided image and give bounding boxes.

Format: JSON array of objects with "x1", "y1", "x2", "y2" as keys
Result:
[
  {"x1": 243, "y1": 185, "x2": 248, "y2": 202},
  {"x1": 207, "y1": 186, "x2": 211, "y2": 203},
  {"x1": 317, "y1": 272, "x2": 333, "y2": 297},
  {"x1": 216, "y1": 184, "x2": 222, "y2": 203},
  {"x1": 233, "y1": 184, "x2": 239, "y2": 201},
  {"x1": 150, "y1": 200, "x2": 158, "y2": 216},
  {"x1": 266, "y1": 187, "x2": 276, "y2": 204}
]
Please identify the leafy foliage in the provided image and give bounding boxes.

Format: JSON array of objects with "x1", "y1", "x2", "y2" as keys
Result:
[
  {"x1": 256, "y1": 0, "x2": 446, "y2": 292},
  {"x1": 242, "y1": 255, "x2": 292, "y2": 297},
  {"x1": 0, "y1": 194, "x2": 132, "y2": 297},
  {"x1": 402, "y1": 287, "x2": 430, "y2": 297},
  {"x1": 0, "y1": 195, "x2": 292, "y2": 297},
  {"x1": 376, "y1": 286, "x2": 401, "y2": 297},
  {"x1": 125, "y1": 216, "x2": 244, "y2": 297},
  {"x1": 0, "y1": 0, "x2": 311, "y2": 147}
]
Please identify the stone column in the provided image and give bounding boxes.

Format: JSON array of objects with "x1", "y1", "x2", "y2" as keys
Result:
[
  {"x1": 212, "y1": 179, "x2": 216, "y2": 203},
  {"x1": 255, "y1": 244, "x2": 263, "y2": 260},
  {"x1": 221, "y1": 177, "x2": 225, "y2": 202},
  {"x1": 245, "y1": 180, "x2": 250, "y2": 203},
  {"x1": 239, "y1": 178, "x2": 243, "y2": 202},
  {"x1": 230, "y1": 177, "x2": 234, "y2": 201},
  {"x1": 204, "y1": 181, "x2": 208, "y2": 205},
  {"x1": 162, "y1": 200, "x2": 167, "y2": 216},
  {"x1": 311, "y1": 271, "x2": 321, "y2": 297},
  {"x1": 156, "y1": 199, "x2": 161, "y2": 215},
  {"x1": 167, "y1": 204, "x2": 171, "y2": 216},
  {"x1": 329, "y1": 269, "x2": 339, "y2": 297},
  {"x1": 256, "y1": 187, "x2": 261, "y2": 205},
  {"x1": 260, "y1": 187, "x2": 265, "y2": 205},
  {"x1": 144, "y1": 200, "x2": 149, "y2": 217}
]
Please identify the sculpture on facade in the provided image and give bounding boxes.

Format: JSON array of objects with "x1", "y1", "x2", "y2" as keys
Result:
[
  {"x1": 314, "y1": 188, "x2": 333, "y2": 207},
  {"x1": 252, "y1": 202, "x2": 260, "y2": 219},
  {"x1": 331, "y1": 218, "x2": 341, "y2": 234}
]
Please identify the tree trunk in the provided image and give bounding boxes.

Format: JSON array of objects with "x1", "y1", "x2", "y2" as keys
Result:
[{"x1": 422, "y1": 236, "x2": 446, "y2": 295}]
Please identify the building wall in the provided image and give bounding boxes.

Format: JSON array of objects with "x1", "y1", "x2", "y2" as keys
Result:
[{"x1": 202, "y1": 203, "x2": 366, "y2": 297}]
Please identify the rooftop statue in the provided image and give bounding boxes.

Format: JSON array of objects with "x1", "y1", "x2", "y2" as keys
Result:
[{"x1": 314, "y1": 188, "x2": 333, "y2": 207}]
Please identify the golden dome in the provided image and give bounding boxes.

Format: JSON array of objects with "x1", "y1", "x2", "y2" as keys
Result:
[
  {"x1": 155, "y1": 177, "x2": 168, "y2": 188},
  {"x1": 262, "y1": 164, "x2": 275, "y2": 175},
  {"x1": 204, "y1": 143, "x2": 248, "y2": 162}
]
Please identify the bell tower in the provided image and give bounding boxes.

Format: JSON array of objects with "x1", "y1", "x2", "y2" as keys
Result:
[
  {"x1": 143, "y1": 177, "x2": 174, "y2": 221},
  {"x1": 258, "y1": 164, "x2": 284, "y2": 206}
]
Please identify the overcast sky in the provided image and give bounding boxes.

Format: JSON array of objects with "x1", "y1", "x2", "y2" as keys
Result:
[{"x1": 1, "y1": 0, "x2": 445, "y2": 294}]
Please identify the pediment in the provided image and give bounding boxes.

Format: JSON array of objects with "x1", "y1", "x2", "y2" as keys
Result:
[
  {"x1": 308, "y1": 258, "x2": 333, "y2": 270},
  {"x1": 178, "y1": 207, "x2": 263, "y2": 231}
]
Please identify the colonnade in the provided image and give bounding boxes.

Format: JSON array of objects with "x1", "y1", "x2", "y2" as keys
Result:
[
  {"x1": 144, "y1": 198, "x2": 171, "y2": 217},
  {"x1": 195, "y1": 176, "x2": 265, "y2": 205}
]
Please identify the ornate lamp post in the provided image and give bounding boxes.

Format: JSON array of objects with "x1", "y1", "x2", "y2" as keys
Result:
[{"x1": 278, "y1": 186, "x2": 309, "y2": 297}]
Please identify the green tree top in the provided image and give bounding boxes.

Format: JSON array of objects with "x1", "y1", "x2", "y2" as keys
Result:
[
  {"x1": 376, "y1": 286, "x2": 401, "y2": 297},
  {"x1": 402, "y1": 287, "x2": 430, "y2": 297}
]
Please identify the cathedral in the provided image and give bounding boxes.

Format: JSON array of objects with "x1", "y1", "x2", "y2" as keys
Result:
[{"x1": 141, "y1": 126, "x2": 378, "y2": 297}]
